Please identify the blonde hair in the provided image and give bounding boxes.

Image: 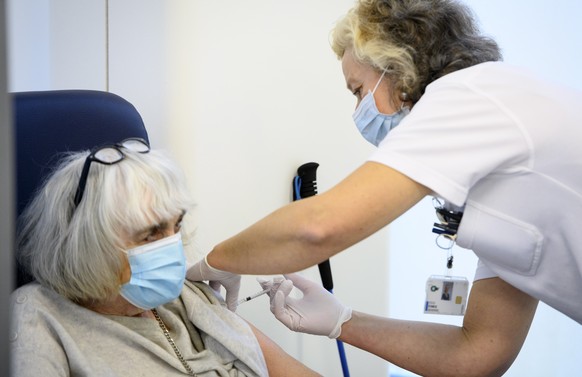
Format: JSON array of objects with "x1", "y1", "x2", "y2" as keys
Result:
[
  {"x1": 17, "y1": 148, "x2": 194, "y2": 304},
  {"x1": 331, "y1": 0, "x2": 501, "y2": 103}
]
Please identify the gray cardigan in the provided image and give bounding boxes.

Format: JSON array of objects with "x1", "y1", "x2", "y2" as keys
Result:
[{"x1": 10, "y1": 281, "x2": 268, "y2": 376}]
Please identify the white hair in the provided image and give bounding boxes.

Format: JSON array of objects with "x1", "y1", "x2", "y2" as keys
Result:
[{"x1": 17, "y1": 148, "x2": 195, "y2": 304}]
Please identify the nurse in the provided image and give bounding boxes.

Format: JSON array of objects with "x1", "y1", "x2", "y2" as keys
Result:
[{"x1": 188, "y1": 0, "x2": 582, "y2": 375}]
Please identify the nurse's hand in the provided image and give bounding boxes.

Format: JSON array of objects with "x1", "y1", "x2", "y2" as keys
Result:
[
  {"x1": 257, "y1": 275, "x2": 285, "y2": 297},
  {"x1": 187, "y1": 256, "x2": 241, "y2": 311},
  {"x1": 262, "y1": 273, "x2": 352, "y2": 339}
]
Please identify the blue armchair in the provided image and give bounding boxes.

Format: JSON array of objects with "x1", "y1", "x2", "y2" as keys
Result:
[{"x1": 12, "y1": 90, "x2": 149, "y2": 287}]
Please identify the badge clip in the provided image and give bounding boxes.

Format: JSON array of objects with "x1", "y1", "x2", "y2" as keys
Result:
[{"x1": 424, "y1": 198, "x2": 468, "y2": 316}]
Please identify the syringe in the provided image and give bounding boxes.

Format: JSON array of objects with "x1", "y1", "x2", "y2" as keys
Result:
[{"x1": 237, "y1": 288, "x2": 270, "y2": 305}]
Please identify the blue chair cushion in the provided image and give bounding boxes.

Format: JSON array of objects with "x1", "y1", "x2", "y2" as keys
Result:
[{"x1": 12, "y1": 89, "x2": 149, "y2": 286}]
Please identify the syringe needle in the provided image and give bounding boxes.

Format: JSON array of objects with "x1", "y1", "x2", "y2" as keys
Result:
[{"x1": 237, "y1": 288, "x2": 270, "y2": 305}]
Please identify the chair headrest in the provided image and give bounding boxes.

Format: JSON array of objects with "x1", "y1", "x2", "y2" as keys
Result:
[
  {"x1": 12, "y1": 89, "x2": 149, "y2": 287},
  {"x1": 13, "y1": 90, "x2": 149, "y2": 216}
]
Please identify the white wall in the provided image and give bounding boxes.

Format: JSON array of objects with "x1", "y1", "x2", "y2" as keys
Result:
[
  {"x1": 7, "y1": 1, "x2": 582, "y2": 376},
  {"x1": 6, "y1": 0, "x2": 50, "y2": 90},
  {"x1": 160, "y1": 2, "x2": 388, "y2": 375}
]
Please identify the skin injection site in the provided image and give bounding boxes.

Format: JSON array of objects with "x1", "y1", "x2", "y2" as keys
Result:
[{"x1": 2, "y1": 0, "x2": 582, "y2": 376}]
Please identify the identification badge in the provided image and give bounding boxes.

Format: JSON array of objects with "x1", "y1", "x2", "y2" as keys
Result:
[{"x1": 424, "y1": 275, "x2": 469, "y2": 316}]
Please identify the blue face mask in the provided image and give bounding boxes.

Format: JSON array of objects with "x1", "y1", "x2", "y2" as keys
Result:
[
  {"x1": 120, "y1": 232, "x2": 186, "y2": 310},
  {"x1": 352, "y1": 71, "x2": 410, "y2": 146}
]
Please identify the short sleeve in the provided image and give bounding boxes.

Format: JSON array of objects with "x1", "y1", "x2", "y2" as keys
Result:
[
  {"x1": 369, "y1": 64, "x2": 530, "y2": 206},
  {"x1": 474, "y1": 259, "x2": 498, "y2": 281}
]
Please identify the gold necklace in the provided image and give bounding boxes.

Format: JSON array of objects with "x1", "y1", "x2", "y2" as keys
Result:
[{"x1": 151, "y1": 308, "x2": 197, "y2": 376}]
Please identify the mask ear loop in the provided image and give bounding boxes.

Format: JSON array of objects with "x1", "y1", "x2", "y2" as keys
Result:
[
  {"x1": 371, "y1": 69, "x2": 388, "y2": 95},
  {"x1": 375, "y1": 69, "x2": 410, "y2": 113}
]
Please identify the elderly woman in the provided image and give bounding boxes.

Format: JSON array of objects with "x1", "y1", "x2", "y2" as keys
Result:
[
  {"x1": 10, "y1": 138, "x2": 319, "y2": 376},
  {"x1": 188, "y1": 0, "x2": 582, "y2": 376}
]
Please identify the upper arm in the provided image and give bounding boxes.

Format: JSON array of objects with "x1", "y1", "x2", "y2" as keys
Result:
[
  {"x1": 306, "y1": 161, "x2": 430, "y2": 252},
  {"x1": 11, "y1": 309, "x2": 70, "y2": 377},
  {"x1": 461, "y1": 277, "x2": 538, "y2": 375},
  {"x1": 11, "y1": 346, "x2": 69, "y2": 377},
  {"x1": 246, "y1": 321, "x2": 322, "y2": 377}
]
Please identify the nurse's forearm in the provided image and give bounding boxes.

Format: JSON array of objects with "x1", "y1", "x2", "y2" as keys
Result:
[
  {"x1": 339, "y1": 278, "x2": 537, "y2": 377},
  {"x1": 339, "y1": 312, "x2": 507, "y2": 377},
  {"x1": 207, "y1": 162, "x2": 429, "y2": 274},
  {"x1": 207, "y1": 197, "x2": 346, "y2": 274}
]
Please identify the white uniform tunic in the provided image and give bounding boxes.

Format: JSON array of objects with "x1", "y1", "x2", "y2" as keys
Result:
[{"x1": 369, "y1": 62, "x2": 582, "y2": 324}]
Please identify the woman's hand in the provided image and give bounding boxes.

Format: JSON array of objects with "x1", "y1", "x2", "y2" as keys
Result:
[
  {"x1": 260, "y1": 273, "x2": 352, "y2": 338},
  {"x1": 186, "y1": 256, "x2": 241, "y2": 311}
]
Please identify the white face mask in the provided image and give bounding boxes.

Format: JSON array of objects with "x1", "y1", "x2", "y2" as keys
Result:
[
  {"x1": 120, "y1": 232, "x2": 186, "y2": 310},
  {"x1": 352, "y1": 71, "x2": 410, "y2": 146}
]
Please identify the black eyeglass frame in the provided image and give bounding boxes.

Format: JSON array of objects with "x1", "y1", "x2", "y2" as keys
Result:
[{"x1": 73, "y1": 137, "x2": 150, "y2": 208}]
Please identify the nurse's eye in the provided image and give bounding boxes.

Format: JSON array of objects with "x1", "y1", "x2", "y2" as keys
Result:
[{"x1": 351, "y1": 87, "x2": 362, "y2": 99}]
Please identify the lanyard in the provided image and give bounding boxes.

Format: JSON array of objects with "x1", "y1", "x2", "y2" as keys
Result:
[
  {"x1": 432, "y1": 197, "x2": 463, "y2": 273},
  {"x1": 424, "y1": 198, "x2": 469, "y2": 316}
]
